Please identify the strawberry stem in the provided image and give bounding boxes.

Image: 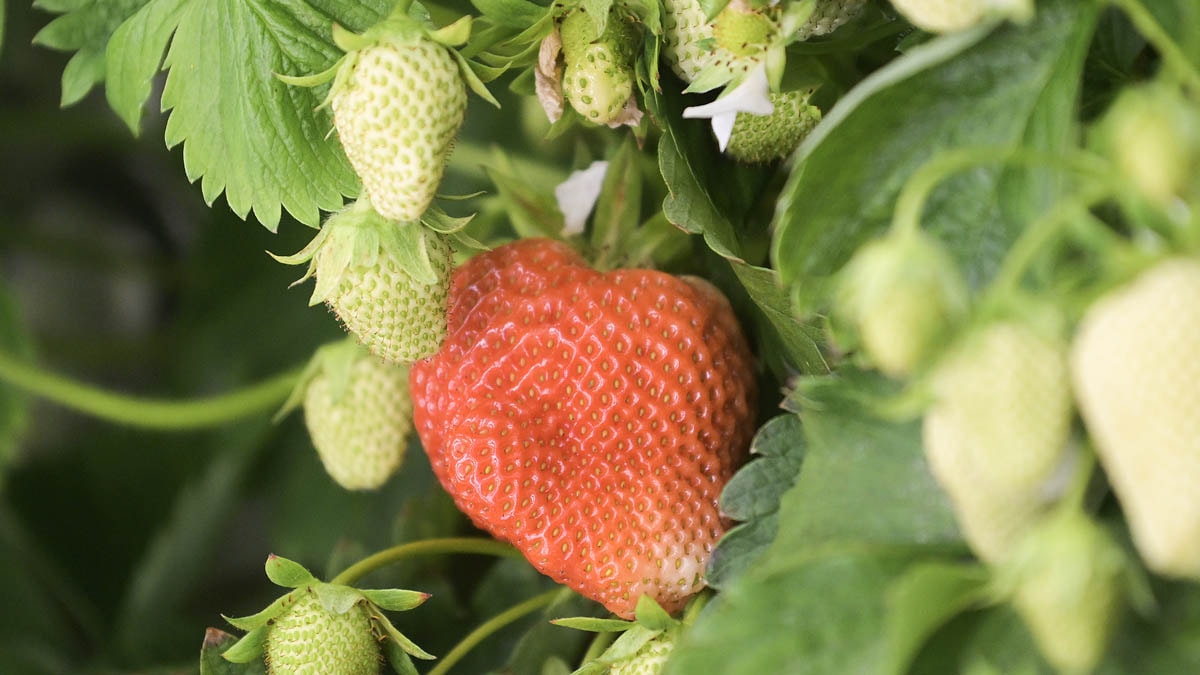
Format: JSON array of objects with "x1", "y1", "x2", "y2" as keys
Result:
[
  {"x1": 1108, "y1": 0, "x2": 1200, "y2": 96},
  {"x1": 426, "y1": 588, "x2": 566, "y2": 675},
  {"x1": 330, "y1": 538, "x2": 521, "y2": 586},
  {"x1": 0, "y1": 349, "x2": 302, "y2": 430}
]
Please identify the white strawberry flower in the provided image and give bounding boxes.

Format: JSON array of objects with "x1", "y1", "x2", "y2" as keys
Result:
[
  {"x1": 555, "y1": 161, "x2": 610, "y2": 236},
  {"x1": 682, "y1": 63, "x2": 774, "y2": 151}
]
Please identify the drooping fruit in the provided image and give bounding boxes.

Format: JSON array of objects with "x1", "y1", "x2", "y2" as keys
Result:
[
  {"x1": 410, "y1": 238, "x2": 758, "y2": 618},
  {"x1": 1071, "y1": 257, "x2": 1200, "y2": 577}
]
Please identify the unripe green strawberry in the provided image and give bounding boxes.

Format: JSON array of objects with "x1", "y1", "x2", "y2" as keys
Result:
[
  {"x1": 836, "y1": 230, "x2": 967, "y2": 377},
  {"x1": 611, "y1": 631, "x2": 677, "y2": 675},
  {"x1": 662, "y1": 0, "x2": 731, "y2": 82},
  {"x1": 300, "y1": 341, "x2": 413, "y2": 491},
  {"x1": 923, "y1": 320, "x2": 1073, "y2": 562},
  {"x1": 1002, "y1": 509, "x2": 1128, "y2": 674},
  {"x1": 277, "y1": 199, "x2": 455, "y2": 364},
  {"x1": 713, "y1": 1, "x2": 777, "y2": 59},
  {"x1": 889, "y1": 0, "x2": 1032, "y2": 33},
  {"x1": 724, "y1": 89, "x2": 821, "y2": 163},
  {"x1": 1071, "y1": 258, "x2": 1200, "y2": 578},
  {"x1": 331, "y1": 32, "x2": 467, "y2": 222},
  {"x1": 562, "y1": 46, "x2": 635, "y2": 125},
  {"x1": 559, "y1": 10, "x2": 640, "y2": 125},
  {"x1": 1099, "y1": 83, "x2": 1200, "y2": 206},
  {"x1": 265, "y1": 587, "x2": 380, "y2": 675},
  {"x1": 794, "y1": 0, "x2": 869, "y2": 40}
]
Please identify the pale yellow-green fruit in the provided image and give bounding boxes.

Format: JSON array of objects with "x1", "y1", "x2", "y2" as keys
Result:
[
  {"x1": 923, "y1": 321, "x2": 1073, "y2": 562},
  {"x1": 1071, "y1": 258, "x2": 1200, "y2": 577},
  {"x1": 889, "y1": 0, "x2": 1033, "y2": 33}
]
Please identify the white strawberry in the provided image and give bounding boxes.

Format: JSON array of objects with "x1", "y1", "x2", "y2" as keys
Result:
[
  {"x1": 1001, "y1": 508, "x2": 1130, "y2": 674},
  {"x1": 296, "y1": 340, "x2": 413, "y2": 491},
  {"x1": 559, "y1": 9, "x2": 641, "y2": 126},
  {"x1": 661, "y1": 0, "x2": 730, "y2": 83},
  {"x1": 331, "y1": 31, "x2": 467, "y2": 223},
  {"x1": 889, "y1": 0, "x2": 1033, "y2": 33},
  {"x1": 1071, "y1": 257, "x2": 1200, "y2": 577},
  {"x1": 923, "y1": 320, "x2": 1073, "y2": 562}
]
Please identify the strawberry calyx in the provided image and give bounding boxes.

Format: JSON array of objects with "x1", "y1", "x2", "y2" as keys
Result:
[
  {"x1": 220, "y1": 554, "x2": 433, "y2": 674},
  {"x1": 277, "y1": 2, "x2": 499, "y2": 108},
  {"x1": 272, "y1": 198, "x2": 449, "y2": 306},
  {"x1": 552, "y1": 594, "x2": 695, "y2": 674}
]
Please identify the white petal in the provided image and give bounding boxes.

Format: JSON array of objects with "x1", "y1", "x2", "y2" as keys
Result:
[
  {"x1": 555, "y1": 161, "x2": 609, "y2": 236},
  {"x1": 712, "y1": 112, "x2": 737, "y2": 152},
  {"x1": 681, "y1": 64, "x2": 774, "y2": 120}
]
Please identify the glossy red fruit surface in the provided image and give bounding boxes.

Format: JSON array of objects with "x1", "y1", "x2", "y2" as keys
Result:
[{"x1": 411, "y1": 238, "x2": 757, "y2": 617}]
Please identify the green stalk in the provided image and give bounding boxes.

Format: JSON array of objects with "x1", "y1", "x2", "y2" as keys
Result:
[
  {"x1": 330, "y1": 538, "x2": 521, "y2": 586},
  {"x1": 0, "y1": 349, "x2": 302, "y2": 430},
  {"x1": 1109, "y1": 0, "x2": 1200, "y2": 94},
  {"x1": 427, "y1": 589, "x2": 565, "y2": 675}
]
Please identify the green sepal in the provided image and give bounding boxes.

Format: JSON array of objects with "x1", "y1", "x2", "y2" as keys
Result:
[
  {"x1": 375, "y1": 613, "x2": 437, "y2": 660},
  {"x1": 265, "y1": 554, "x2": 318, "y2": 588},
  {"x1": 221, "y1": 625, "x2": 269, "y2": 663},
  {"x1": 421, "y1": 207, "x2": 477, "y2": 234},
  {"x1": 274, "y1": 59, "x2": 342, "y2": 88},
  {"x1": 632, "y1": 595, "x2": 674, "y2": 632},
  {"x1": 221, "y1": 592, "x2": 293, "y2": 631},
  {"x1": 594, "y1": 624, "x2": 660, "y2": 663},
  {"x1": 551, "y1": 616, "x2": 636, "y2": 632},
  {"x1": 451, "y1": 48, "x2": 502, "y2": 107},
  {"x1": 332, "y1": 22, "x2": 374, "y2": 52},
  {"x1": 384, "y1": 639, "x2": 421, "y2": 675},
  {"x1": 314, "y1": 582, "x2": 364, "y2": 614},
  {"x1": 428, "y1": 15, "x2": 472, "y2": 47},
  {"x1": 360, "y1": 588, "x2": 432, "y2": 611},
  {"x1": 274, "y1": 338, "x2": 362, "y2": 422}
]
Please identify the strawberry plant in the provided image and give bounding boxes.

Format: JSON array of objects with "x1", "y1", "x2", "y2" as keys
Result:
[{"x1": 2, "y1": 0, "x2": 1200, "y2": 673}]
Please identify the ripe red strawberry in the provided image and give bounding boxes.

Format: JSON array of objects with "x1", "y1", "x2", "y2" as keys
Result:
[{"x1": 410, "y1": 239, "x2": 757, "y2": 618}]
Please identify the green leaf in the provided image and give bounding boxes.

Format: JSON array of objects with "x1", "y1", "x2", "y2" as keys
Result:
[
  {"x1": 729, "y1": 261, "x2": 827, "y2": 375},
  {"x1": 32, "y1": 0, "x2": 151, "y2": 105},
  {"x1": 590, "y1": 137, "x2": 642, "y2": 265},
  {"x1": 201, "y1": 628, "x2": 267, "y2": 674},
  {"x1": 763, "y1": 370, "x2": 960, "y2": 564},
  {"x1": 104, "y1": 0, "x2": 189, "y2": 133},
  {"x1": 721, "y1": 414, "x2": 806, "y2": 522},
  {"x1": 384, "y1": 640, "x2": 420, "y2": 675},
  {"x1": 884, "y1": 560, "x2": 991, "y2": 675},
  {"x1": 645, "y1": 71, "x2": 775, "y2": 262},
  {"x1": 471, "y1": 0, "x2": 546, "y2": 28},
  {"x1": 485, "y1": 151, "x2": 566, "y2": 239},
  {"x1": 707, "y1": 414, "x2": 805, "y2": 589},
  {"x1": 265, "y1": 555, "x2": 317, "y2": 588},
  {"x1": 632, "y1": 595, "x2": 674, "y2": 632},
  {"x1": 360, "y1": 588, "x2": 430, "y2": 612},
  {"x1": 663, "y1": 549, "x2": 918, "y2": 675},
  {"x1": 157, "y1": 0, "x2": 387, "y2": 229},
  {"x1": 773, "y1": 0, "x2": 1101, "y2": 313}
]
